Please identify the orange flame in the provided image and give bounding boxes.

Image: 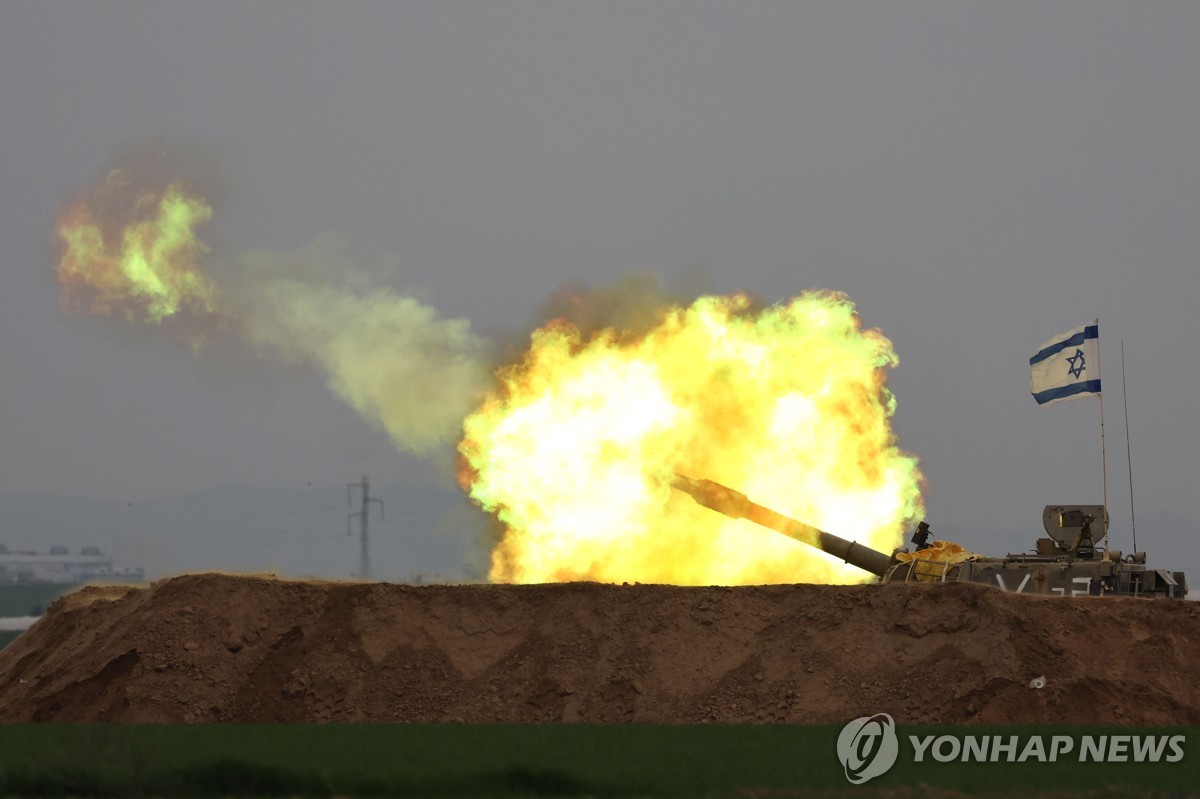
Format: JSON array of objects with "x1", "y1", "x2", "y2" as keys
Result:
[
  {"x1": 55, "y1": 170, "x2": 216, "y2": 324},
  {"x1": 459, "y1": 292, "x2": 924, "y2": 585}
]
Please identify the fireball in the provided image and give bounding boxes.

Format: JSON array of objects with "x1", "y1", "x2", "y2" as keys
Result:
[{"x1": 460, "y1": 292, "x2": 924, "y2": 585}]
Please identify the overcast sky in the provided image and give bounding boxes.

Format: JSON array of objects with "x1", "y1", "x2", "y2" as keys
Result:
[{"x1": 2, "y1": 2, "x2": 1197, "y2": 580}]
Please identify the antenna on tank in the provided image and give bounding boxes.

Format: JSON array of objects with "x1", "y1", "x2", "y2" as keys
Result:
[{"x1": 348, "y1": 475, "x2": 384, "y2": 580}]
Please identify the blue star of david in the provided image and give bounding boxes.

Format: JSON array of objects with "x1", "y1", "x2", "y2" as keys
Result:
[{"x1": 1066, "y1": 348, "x2": 1086, "y2": 379}]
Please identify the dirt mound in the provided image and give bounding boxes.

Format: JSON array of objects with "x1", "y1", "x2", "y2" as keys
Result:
[{"x1": 0, "y1": 574, "x2": 1197, "y2": 724}]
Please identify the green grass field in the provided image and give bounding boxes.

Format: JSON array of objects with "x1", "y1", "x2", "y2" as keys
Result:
[{"x1": 0, "y1": 724, "x2": 1194, "y2": 797}]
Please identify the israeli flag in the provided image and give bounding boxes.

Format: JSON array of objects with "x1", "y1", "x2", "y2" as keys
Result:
[{"x1": 1030, "y1": 321, "x2": 1101, "y2": 407}]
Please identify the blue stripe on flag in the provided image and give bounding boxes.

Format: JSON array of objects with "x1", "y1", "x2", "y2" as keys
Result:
[
  {"x1": 1032, "y1": 379, "x2": 1102, "y2": 405},
  {"x1": 1029, "y1": 324, "x2": 1098, "y2": 366}
]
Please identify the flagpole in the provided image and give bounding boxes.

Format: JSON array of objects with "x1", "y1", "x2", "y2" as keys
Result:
[
  {"x1": 1096, "y1": 318, "x2": 1110, "y2": 556},
  {"x1": 1121, "y1": 339, "x2": 1138, "y2": 554}
]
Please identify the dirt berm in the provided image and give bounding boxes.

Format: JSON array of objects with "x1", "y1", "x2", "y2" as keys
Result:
[{"x1": 0, "y1": 574, "x2": 1196, "y2": 724}]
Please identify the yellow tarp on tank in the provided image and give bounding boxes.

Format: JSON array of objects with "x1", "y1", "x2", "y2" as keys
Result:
[{"x1": 893, "y1": 540, "x2": 978, "y2": 582}]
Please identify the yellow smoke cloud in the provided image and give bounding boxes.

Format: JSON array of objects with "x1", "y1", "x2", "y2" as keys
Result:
[
  {"x1": 55, "y1": 166, "x2": 485, "y2": 453},
  {"x1": 56, "y1": 173, "x2": 216, "y2": 323},
  {"x1": 229, "y1": 244, "x2": 487, "y2": 453}
]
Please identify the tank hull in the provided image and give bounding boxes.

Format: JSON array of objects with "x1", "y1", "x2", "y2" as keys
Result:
[{"x1": 886, "y1": 556, "x2": 1188, "y2": 598}]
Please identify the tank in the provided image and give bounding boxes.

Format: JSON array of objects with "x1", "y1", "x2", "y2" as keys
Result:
[{"x1": 672, "y1": 474, "x2": 1189, "y2": 598}]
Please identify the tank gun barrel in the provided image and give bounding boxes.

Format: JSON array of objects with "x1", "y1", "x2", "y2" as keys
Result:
[{"x1": 671, "y1": 474, "x2": 895, "y2": 577}]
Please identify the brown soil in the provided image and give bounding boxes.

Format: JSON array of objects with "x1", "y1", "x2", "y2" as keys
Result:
[{"x1": 0, "y1": 574, "x2": 1196, "y2": 724}]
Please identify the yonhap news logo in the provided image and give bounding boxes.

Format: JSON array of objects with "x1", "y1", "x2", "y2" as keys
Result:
[
  {"x1": 836, "y1": 713, "x2": 899, "y2": 784},
  {"x1": 836, "y1": 714, "x2": 1187, "y2": 784}
]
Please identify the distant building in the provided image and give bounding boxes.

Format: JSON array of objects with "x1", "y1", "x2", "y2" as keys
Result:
[{"x1": 0, "y1": 544, "x2": 144, "y2": 585}]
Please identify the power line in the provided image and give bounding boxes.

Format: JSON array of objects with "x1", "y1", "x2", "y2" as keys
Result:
[{"x1": 347, "y1": 475, "x2": 384, "y2": 579}]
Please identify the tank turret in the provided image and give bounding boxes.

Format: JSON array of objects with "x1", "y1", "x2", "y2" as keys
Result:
[{"x1": 672, "y1": 473, "x2": 1189, "y2": 598}]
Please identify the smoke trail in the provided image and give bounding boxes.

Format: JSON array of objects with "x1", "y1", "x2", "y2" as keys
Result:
[
  {"x1": 227, "y1": 240, "x2": 487, "y2": 453},
  {"x1": 55, "y1": 146, "x2": 487, "y2": 453}
]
